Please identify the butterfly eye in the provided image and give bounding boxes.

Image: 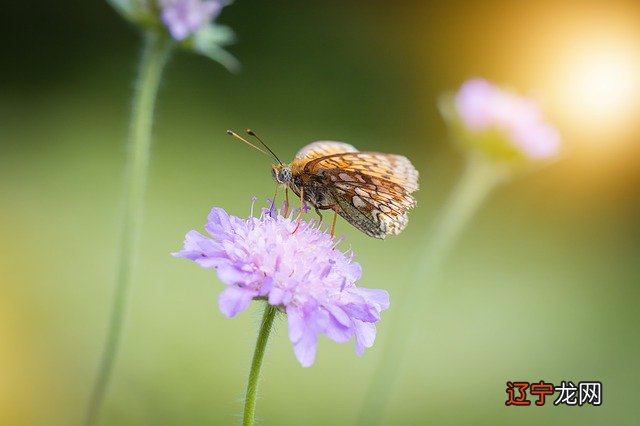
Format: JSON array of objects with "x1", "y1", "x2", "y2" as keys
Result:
[{"x1": 279, "y1": 167, "x2": 292, "y2": 183}]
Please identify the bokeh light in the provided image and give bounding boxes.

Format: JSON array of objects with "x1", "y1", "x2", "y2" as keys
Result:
[{"x1": 541, "y1": 11, "x2": 640, "y2": 148}]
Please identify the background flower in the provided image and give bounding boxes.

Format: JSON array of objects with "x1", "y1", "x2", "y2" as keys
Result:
[
  {"x1": 160, "y1": 0, "x2": 226, "y2": 41},
  {"x1": 440, "y1": 78, "x2": 561, "y2": 164},
  {"x1": 107, "y1": 0, "x2": 239, "y2": 70},
  {"x1": 174, "y1": 203, "x2": 390, "y2": 367}
]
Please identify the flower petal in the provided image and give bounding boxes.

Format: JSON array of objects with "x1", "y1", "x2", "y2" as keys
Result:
[
  {"x1": 216, "y1": 263, "x2": 256, "y2": 286},
  {"x1": 218, "y1": 286, "x2": 256, "y2": 317},
  {"x1": 353, "y1": 320, "x2": 377, "y2": 356},
  {"x1": 325, "y1": 314, "x2": 352, "y2": 344},
  {"x1": 205, "y1": 207, "x2": 235, "y2": 239},
  {"x1": 287, "y1": 305, "x2": 329, "y2": 367},
  {"x1": 352, "y1": 288, "x2": 390, "y2": 311},
  {"x1": 172, "y1": 230, "x2": 225, "y2": 268}
]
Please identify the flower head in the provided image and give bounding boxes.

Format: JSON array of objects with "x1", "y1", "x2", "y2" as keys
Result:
[
  {"x1": 173, "y1": 201, "x2": 390, "y2": 367},
  {"x1": 159, "y1": 0, "x2": 226, "y2": 41},
  {"x1": 441, "y1": 78, "x2": 561, "y2": 164},
  {"x1": 107, "y1": 0, "x2": 239, "y2": 71}
]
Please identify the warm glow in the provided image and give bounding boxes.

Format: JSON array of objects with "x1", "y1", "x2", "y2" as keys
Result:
[
  {"x1": 571, "y1": 45, "x2": 636, "y2": 117},
  {"x1": 541, "y1": 10, "x2": 640, "y2": 150},
  {"x1": 550, "y1": 36, "x2": 640, "y2": 141}
]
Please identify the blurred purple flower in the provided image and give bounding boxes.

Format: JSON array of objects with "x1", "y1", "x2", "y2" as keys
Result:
[
  {"x1": 455, "y1": 78, "x2": 561, "y2": 160},
  {"x1": 173, "y1": 201, "x2": 390, "y2": 367},
  {"x1": 160, "y1": 0, "x2": 227, "y2": 40}
]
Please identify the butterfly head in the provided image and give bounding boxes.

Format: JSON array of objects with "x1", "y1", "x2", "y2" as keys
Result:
[{"x1": 272, "y1": 164, "x2": 292, "y2": 184}]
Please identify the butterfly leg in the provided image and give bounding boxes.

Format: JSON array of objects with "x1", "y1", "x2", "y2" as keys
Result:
[
  {"x1": 291, "y1": 187, "x2": 303, "y2": 234},
  {"x1": 330, "y1": 206, "x2": 339, "y2": 237},
  {"x1": 314, "y1": 207, "x2": 323, "y2": 224},
  {"x1": 284, "y1": 187, "x2": 290, "y2": 216}
]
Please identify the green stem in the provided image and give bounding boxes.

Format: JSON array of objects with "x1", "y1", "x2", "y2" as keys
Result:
[
  {"x1": 243, "y1": 303, "x2": 278, "y2": 426},
  {"x1": 85, "y1": 32, "x2": 171, "y2": 426},
  {"x1": 358, "y1": 154, "x2": 507, "y2": 425},
  {"x1": 416, "y1": 154, "x2": 508, "y2": 279}
]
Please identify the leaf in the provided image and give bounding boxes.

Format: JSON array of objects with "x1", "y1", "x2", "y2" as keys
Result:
[{"x1": 187, "y1": 24, "x2": 241, "y2": 72}]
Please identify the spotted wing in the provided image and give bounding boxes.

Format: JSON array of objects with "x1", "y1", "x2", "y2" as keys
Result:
[
  {"x1": 304, "y1": 152, "x2": 419, "y2": 193},
  {"x1": 306, "y1": 152, "x2": 419, "y2": 238}
]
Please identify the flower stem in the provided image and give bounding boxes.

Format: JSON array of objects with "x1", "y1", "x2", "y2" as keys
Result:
[
  {"x1": 243, "y1": 303, "x2": 278, "y2": 426},
  {"x1": 85, "y1": 31, "x2": 171, "y2": 426},
  {"x1": 416, "y1": 154, "x2": 507, "y2": 277},
  {"x1": 358, "y1": 154, "x2": 507, "y2": 425}
]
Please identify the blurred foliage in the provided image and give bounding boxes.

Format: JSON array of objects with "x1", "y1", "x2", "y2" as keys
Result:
[{"x1": 1, "y1": 1, "x2": 639, "y2": 425}]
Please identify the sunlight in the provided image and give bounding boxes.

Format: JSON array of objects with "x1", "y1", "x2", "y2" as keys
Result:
[{"x1": 546, "y1": 33, "x2": 640, "y2": 146}]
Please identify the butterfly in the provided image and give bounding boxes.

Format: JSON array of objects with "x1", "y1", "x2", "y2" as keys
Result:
[{"x1": 227, "y1": 130, "x2": 419, "y2": 239}]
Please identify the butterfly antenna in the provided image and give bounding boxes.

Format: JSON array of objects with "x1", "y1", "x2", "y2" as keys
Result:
[
  {"x1": 246, "y1": 129, "x2": 283, "y2": 165},
  {"x1": 226, "y1": 130, "x2": 274, "y2": 160}
]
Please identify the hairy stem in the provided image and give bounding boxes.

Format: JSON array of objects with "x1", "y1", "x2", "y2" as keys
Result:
[{"x1": 243, "y1": 303, "x2": 278, "y2": 426}]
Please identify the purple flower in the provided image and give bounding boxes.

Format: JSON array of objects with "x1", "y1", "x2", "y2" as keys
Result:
[
  {"x1": 454, "y1": 78, "x2": 561, "y2": 160},
  {"x1": 173, "y1": 201, "x2": 390, "y2": 367},
  {"x1": 159, "y1": 0, "x2": 227, "y2": 41}
]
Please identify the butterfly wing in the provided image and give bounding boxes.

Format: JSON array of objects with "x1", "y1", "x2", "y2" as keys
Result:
[
  {"x1": 329, "y1": 171, "x2": 415, "y2": 238},
  {"x1": 305, "y1": 152, "x2": 419, "y2": 192},
  {"x1": 294, "y1": 141, "x2": 359, "y2": 162},
  {"x1": 305, "y1": 151, "x2": 419, "y2": 238}
]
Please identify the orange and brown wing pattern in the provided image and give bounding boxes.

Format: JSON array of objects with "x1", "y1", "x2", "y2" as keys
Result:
[
  {"x1": 304, "y1": 152, "x2": 419, "y2": 193},
  {"x1": 329, "y1": 170, "x2": 415, "y2": 238},
  {"x1": 304, "y1": 150, "x2": 419, "y2": 239}
]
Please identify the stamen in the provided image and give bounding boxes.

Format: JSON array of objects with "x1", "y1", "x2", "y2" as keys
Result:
[
  {"x1": 270, "y1": 182, "x2": 279, "y2": 216},
  {"x1": 250, "y1": 196, "x2": 257, "y2": 218}
]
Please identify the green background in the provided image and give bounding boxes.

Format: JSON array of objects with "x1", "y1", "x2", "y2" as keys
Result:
[{"x1": 2, "y1": 1, "x2": 639, "y2": 425}]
